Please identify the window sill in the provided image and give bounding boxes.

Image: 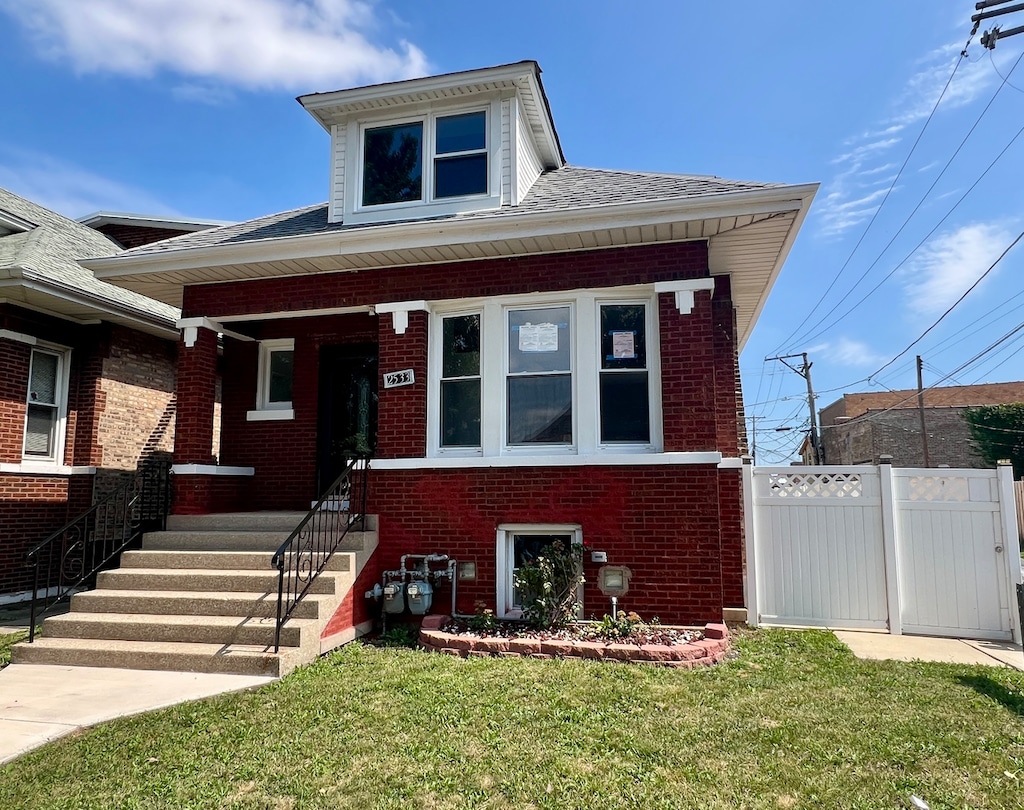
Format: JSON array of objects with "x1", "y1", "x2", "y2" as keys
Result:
[
  {"x1": 0, "y1": 463, "x2": 96, "y2": 476},
  {"x1": 374, "y1": 451, "x2": 723, "y2": 470},
  {"x1": 246, "y1": 409, "x2": 295, "y2": 422}
]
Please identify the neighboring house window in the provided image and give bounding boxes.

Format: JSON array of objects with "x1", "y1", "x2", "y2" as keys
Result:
[
  {"x1": 23, "y1": 346, "x2": 69, "y2": 462},
  {"x1": 440, "y1": 313, "x2": 481, "y2": 448},
  {"x1": 249, "y1": 339, "x2": 294, "y2": 421},
  {"x1": 429, "y1": 291, "x2": 659, "y2": 456},
  {"x1": 507, "y1": 305, "x2": 573, "y2": 446},
  {"x1": 496, "y1": 524, "x2": 583, "y2": 619},
  {"x1": 360, "y1": 109, "x2": 488, "y2": 209}
]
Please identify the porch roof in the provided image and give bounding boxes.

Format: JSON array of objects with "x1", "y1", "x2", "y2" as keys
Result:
[{"x1": 84, "y1": 167, "x2": 818, "y2": 351}]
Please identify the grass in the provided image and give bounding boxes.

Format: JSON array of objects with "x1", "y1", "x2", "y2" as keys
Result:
[
  {"x1": 0, "y1": 630, "x2": 28, "y2": 669},
  {"x1": 1, "y1": 628, "x2": 1023, "y2": 809}
]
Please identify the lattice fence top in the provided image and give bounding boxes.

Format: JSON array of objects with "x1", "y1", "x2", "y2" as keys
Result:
[
  {"x1": 767, "y1": 472, "x2": 863, "y2": 498},
  {"x1": 904, "y1": 476, "x2": 969, "y2": 502}
]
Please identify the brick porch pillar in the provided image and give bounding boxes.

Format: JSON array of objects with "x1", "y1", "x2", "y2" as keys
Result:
[{"x1": 172, "y1": 323, "x2": 220, "y2": 513}]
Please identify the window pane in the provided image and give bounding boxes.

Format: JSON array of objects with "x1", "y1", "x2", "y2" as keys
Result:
[
  {"x1": 25, "y1": 404, "x2": 56, "y2": 456},
  {"x1": 363, "y1": 122, "x2": 423, "y2": 205},
  {"x1": 512, "y1": 533, "x2": 571, "y2": 608},
  {"x1": 600, "y1": 371, "x2": 650, "y2": 443},
  {"x1": 442, "y1": 315, "x2": 480, "y2": 378},
  {"x1": 435, "y1": 154, "x2": 487, "y2": 198},
  {"x1": 508, "y1": 307, "x2": 571, "y2": 374},
  {"x1": 508, "y1": 375, "x2": 572, "y2": 444},
  {"x1": 29, "y1": 352, "x2": 58, "y2": 405},
  {"x1": 436, "y1": 111, "x2": 485, "y2": 154},
  {"x1": 268, "y1": 350, "x2": 294, "y2": 404},
  {"x1": 601, "y1": 304, "x2": 646, "y2": 370},
  {"x1": 441, "y1": 379, "x2": 481, "y2": 447}
]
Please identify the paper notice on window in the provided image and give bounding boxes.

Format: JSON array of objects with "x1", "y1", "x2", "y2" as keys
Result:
[
  {"x1": 519, "y1": 322, "x2": 559, "y2": 352},
  {"x1": 612, "y1": 331, "x2": 635, "y2": 359}
]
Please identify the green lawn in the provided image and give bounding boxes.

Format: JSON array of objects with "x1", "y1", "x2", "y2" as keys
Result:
[
  {"x1": 1, "y1": 629, "x2": 1023, "y2": 809},
  {"x1": 0, "y1": 630, "x2": 27, "y2": 669}
]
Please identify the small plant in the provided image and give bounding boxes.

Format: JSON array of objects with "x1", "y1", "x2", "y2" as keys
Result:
[
  {"x1": 514, "y1": 538, "x2": 584, "y2": 630},
  {"x1": 467, "y1": 600, "x2": 498, "y2": 633},
  {"x1": 376, "y1": 625, "x2": 418, "y2": 648}
]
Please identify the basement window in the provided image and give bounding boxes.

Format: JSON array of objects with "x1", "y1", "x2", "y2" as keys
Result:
[{"x1": 496, "y1": 524, "x2": 583, "y2": 620}]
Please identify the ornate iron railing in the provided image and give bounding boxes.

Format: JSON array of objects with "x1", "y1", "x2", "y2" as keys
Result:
[
  {"x1": 26, "y1": 457, "x2": 172, "y2": 641},
  {"x1": 271, "y1": 457, "x2": 370, "y2": 652}
]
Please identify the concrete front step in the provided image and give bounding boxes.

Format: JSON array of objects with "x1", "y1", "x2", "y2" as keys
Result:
[
  {"x1": 141, "y1": 529, "x2": 377, "y2": 553},
  {"x1": 95, "y1": 568, "x2": 343, "y2": 595},
  {"x1": 119, "y1": 549, "x2": 353, "y2": 572},
  {"x1": 70, "y1": 589, "x2": 327, "y2": 620},
  {"x1": 41, "y1": 612, "x2": 313, "y2": 648},
  {"x1": 166, "y1": 512, "x2": 378, "y2": 533},
  {"x1": 12, "y1": 637, "x2": 299, "y2": 677}
]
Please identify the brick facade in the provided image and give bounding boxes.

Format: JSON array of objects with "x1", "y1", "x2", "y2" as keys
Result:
[
  {"x1": 171, "y1": 241, "x2": 748, "y2": 624},
  {"x1": 0, "y1": 306, "x2": 178, "y2": 595}
]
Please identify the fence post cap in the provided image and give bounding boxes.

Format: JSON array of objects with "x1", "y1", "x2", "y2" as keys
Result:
[
  {"x1": 741, "y1": 455, "x2": 753, "y2": 465},
  {"x1": 879, "y1": 455, "x2": 893, "y2": 465},
  {"x1": 997, "y1": 458, "x2": 1012, "y2": 466}
]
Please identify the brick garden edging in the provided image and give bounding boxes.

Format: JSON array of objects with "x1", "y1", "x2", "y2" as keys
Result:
[{"x1": 418, "y1": 615, "x2": 730, "y2": 668}]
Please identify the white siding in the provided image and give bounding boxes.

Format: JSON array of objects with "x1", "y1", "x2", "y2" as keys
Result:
[
  {"x1": 514, "y1": 100, "x2": 543, "y2": 203},
  {"x1": 329, "y1": 124, "x2": 347, "y2": 224},
  {"x1": 500, "y1": 98, "x2": 512, "y2": 206}
]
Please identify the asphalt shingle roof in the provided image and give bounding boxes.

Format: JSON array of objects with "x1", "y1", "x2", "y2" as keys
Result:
[
  {"x1": 114, "y1": 166, "x2": 782, "y2": 258},
  {"x1": 0, "y1": 187, "x2": 178, "y2": 324}
]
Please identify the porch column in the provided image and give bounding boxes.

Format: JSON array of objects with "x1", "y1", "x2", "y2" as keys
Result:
[{"x1": 174, "y1": 323, "x2": 218, "y2": 466}]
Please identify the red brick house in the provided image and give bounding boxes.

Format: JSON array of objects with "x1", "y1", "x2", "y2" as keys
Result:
[
  {"x1": 0, "y1": 187, "x2": 222, "y2": 602},
  {"x1": 86, "y1": 62, "x2": 817, "y2": 632}
]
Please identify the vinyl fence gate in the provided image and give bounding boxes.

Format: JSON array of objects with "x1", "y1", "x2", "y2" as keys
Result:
[{"x1": 743, "y1": 460, "x2": 1023, "y2": 643}]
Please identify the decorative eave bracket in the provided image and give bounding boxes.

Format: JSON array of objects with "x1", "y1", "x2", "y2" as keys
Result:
[
  {"x1": 176, "y1": 316, "x2": 255, "y2": 348},
  {"x1": 375, "y1": 300, "x2": 431, "y2": 335},
  {"x1": 653, "y1": 278, "x2": 717, "y2": 315}
]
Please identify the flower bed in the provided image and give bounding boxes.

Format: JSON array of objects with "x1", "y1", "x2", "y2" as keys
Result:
[{"x1": 418, "y1": 615, "x2": 730, "y2": 667}]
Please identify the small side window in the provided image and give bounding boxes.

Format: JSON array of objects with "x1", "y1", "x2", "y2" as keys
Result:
[
  {"x1": 23, "y1": 347, "x2": 67, "y2": 461},
  {"x1": 256, "y1": 339, "x2": 294, "y2": 411}
]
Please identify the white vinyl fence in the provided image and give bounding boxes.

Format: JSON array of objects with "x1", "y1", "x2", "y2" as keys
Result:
[{"x1": 743, "y1": 461, "x2": 1023, "y2": 643}]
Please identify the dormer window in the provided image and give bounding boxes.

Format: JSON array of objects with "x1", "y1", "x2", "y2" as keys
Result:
[{"x1": 358, "y1": 109, "x2": 489, "y2": 212}]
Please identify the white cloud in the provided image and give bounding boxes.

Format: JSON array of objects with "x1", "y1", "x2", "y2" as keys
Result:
[
  {"x1": 807, "y1": 337, "x2": 887, "y2": 368},
  {"x1": 0, "y1": 0, "x2": 429, "y2": 92},
  {"x1": 903, "y1": 222, "x2": 1014, "y2": 314},
  {"x1": 0, "y1": 146, "x2": 180, "y2": 219}
]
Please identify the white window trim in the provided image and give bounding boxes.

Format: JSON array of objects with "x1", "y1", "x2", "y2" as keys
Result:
[
  {"x1": 250, "y1": 338, "x2": 294, "y2": 420},
  {"x1": 496, "y1": 524, "x2": 583, "y2": 620},
  {"x1": 427, "y1": 288, "x2": 663, "y2": 458},
  {"x1": 22, "y1": 343, "x2": 71, "y2": 466},
  {"x1": 345, "y1": 99, "x2": 502, "y2": 225}
]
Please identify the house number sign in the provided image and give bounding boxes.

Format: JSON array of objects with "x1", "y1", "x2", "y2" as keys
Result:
[{"x1": 383, "y1": 369, "x2": 415, "y2": 389}]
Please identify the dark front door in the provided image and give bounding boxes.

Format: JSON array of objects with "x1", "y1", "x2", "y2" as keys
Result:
[{"x1": 317, "y1": 343, "x2": 379, "y2": 494}]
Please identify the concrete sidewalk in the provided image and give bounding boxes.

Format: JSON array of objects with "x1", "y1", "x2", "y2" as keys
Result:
[
  {"x1": 834, "y1": 629, "x2": 1024, "y2": 670},
  {"x1": 0, "y1": 663, "x2": 274, "y2": 764}
]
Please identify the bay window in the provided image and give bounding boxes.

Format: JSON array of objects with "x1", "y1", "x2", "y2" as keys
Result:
[{"x1": 430, "y1": 291, "x2": 659, "y2": 456}]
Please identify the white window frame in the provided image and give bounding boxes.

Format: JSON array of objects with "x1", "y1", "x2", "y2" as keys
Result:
[
  {"x1": 22, "y1": 344, "x2": 71, "y2": 465},
  {"x1": 496, "y1": 524, "x2": 583, "y2": 620},
  {"x1": 345, "y1": 100, "x2": 502, "y2": 225},
  {"x1": 428, "y1": 288, "x2": 662, "y2": 458},
  {"x1": 249, "y1": 338, "x2": 294, "y2": 422}
]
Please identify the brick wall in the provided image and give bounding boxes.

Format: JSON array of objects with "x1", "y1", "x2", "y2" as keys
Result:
[
  {"x1": 821, "y1": 382, "x2": 1024, "y2": 425},
  {"x1": 367, "y1": 464, "x2": 731, "y2": 625}
]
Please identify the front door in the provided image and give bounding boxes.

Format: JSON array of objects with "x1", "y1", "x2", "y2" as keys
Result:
[{"x1": 317, "y1": 343, "x2": 378, "y2": 494}]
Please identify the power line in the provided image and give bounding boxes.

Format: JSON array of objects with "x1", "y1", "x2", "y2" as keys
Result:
[
  {"x1": 772, "y1": 41, "x2": 971, "y2": 354},
  {"x1": 868, "y1": 229, "x2": 1024, "y2": 381}
]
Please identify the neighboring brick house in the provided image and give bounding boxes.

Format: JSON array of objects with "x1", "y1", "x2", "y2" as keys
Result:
[
  {"x1": 813, "y1": 382, "x2": 1024, "y2": 466},
  {"x1": 0, "y1": 188, "x2": 220, "y2": 600},
  {"x1": 88, "y1": 62, "x2": 818, "y2": 627}
]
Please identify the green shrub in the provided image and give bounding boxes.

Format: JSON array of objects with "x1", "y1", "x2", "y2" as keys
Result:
[{"x1": 513, "y1": 538, "x2": 583, "y2": 630}]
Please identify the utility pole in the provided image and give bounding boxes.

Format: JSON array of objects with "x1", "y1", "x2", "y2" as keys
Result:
[
  {"x1": 972, "y1": 1, "x2": 1024, "y2": 48},
  {"x1": 916, "y1": 355, "x2": 931, "y2": 468},
  {"x1": 766, "y1": 353, "x2": 822, "y2": 464}
]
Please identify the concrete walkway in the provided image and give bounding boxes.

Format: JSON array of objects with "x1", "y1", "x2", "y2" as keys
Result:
[{"x1": 834, "y1": 629, "x2": 1024, "y2": 670}]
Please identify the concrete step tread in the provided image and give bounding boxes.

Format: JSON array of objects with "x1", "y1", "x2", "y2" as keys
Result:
[
  {"x1": 43, "y1": 612, "x2": 316, "y2": 629},
  {"x1": 16, "y1": 636, "x2": 288, "y2": 658},
  {"x1": 119, "y1": 550, "x2": 354, "y2": 572}
]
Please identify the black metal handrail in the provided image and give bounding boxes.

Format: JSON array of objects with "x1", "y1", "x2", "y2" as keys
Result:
[
  {"x1": 25, "y1": 458, "x2": 172, "y2": 641},
  {"x1": 271, "y1": 457, "x2": 370, "y2": 652}
]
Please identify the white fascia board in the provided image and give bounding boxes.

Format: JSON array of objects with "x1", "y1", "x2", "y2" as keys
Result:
[
  {"x1": 298, "y1": 62, "x2": 540, "y2": 130},
  {"x1": 85, "y1": 184, "x2": 820, "y2": 281},
  {"x1": 176, "y1": 316, "x2": 254, "y2": 343},
  {"x1": 733, "y1": 182, "x2": 819, "y2": 352}
]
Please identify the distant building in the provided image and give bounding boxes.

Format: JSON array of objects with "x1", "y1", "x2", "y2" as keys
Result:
[{"x1": 806, "y1": 382, "x2": 1024, "y2": 466}]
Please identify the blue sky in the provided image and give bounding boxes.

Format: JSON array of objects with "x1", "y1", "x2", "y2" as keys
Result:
[{"x1": 2, "y1": 0, "x2": 1022, "y2": 463}]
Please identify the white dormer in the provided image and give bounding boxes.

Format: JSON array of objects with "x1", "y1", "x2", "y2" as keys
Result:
[{"x1": 298, "y1": 61, "x2": 564, "y2": 226}]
